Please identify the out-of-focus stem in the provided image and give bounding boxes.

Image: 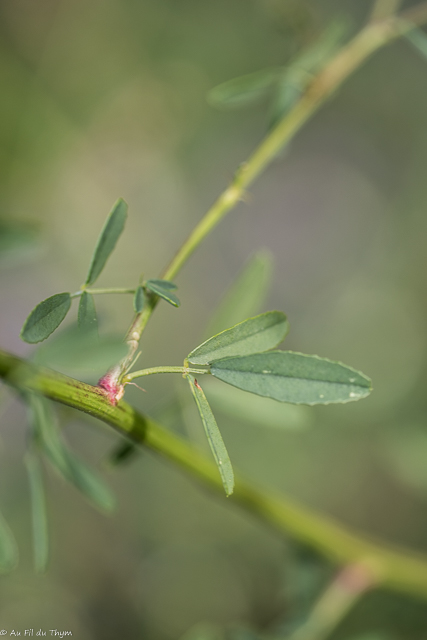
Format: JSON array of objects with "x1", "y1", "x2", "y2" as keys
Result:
[
  {"x1": 284, "y1": 563, "x2": 377, "y2": 640},
  {"x1": 369, "y1": 0, "x2": 403, "y2": 22}
]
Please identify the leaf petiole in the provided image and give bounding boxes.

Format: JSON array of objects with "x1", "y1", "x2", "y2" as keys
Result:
[
  {"x1": 123, "y1": 366, "x2": 208, "y2": 383},
  {"x1": 71, "y1": 287, "x2": 136, "y2": 299}
]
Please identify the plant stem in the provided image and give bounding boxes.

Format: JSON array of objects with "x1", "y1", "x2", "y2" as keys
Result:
[
  {"x1": 2, "y1": 348, "x2": 427, "y2": 601},
  {"x1": 369, "y1": 0, "x2": 403, "y2": 22},
  {"x1": 283, "y1": 563, "x2": 376, "y2": 640},
  {"x1": 70, "y1": 287, "x2": 136, "y2": 298},
  {"x1": 123, "y1": 366, "x2": 207, "y2": 383},
  {"x1": 116, "y1": 6, "x2": 427, "y2": 377}
]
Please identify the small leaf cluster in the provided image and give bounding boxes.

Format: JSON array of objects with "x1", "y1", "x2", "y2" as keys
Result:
[
  {"x1": 20, "y1": 199, "x2": 180, "y2": 345},
  {"x1": 183, "y1": 309, "x2": 370, "y2": 496}
]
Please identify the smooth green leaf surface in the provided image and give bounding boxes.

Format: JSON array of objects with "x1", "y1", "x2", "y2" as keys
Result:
[
  {"x1": 187, "y1": 375, "x2": 234, "y2": 496},
  {"x1": 205, "y1": 250, "x2": 273, "y2": 337},
  {"x1": 0, "y1": 508, "x2": 18, "y2": 573},
  {"x1": 134, "y1": 286, "x2": 145, "y2": 313},
  {"x1": 25, "y1": 452, "x2": 49, "y2": 573},
  {"x1": 145, "y1": 279, "x2": 180, "y2": 307},
  {"x1": 78, "y1": 291, "x2": 98, "y2": 333},
  {"x1": 85, "y1": 198, "x2": 127, "y2": 285},
  {"x1": 188, "y1": 311, "x2": 289, "y2": 365},
  {"x1": 146, "y1": 279, "x2": 177, "y2": 291},
  {"x1": 210, "y1": 351, "x2": 372, "y2": 405},
  {"x1": 201, "y1": 377, "x2": 311, "y2": 430},
  {"x1": 208, "y1": 68, "x2": 280, "y2": 109},
  {"x1": 33, "y1": 325, "x2": 127, "y2": 375},
  {"x1": 30, "y1": 395, "x2": 115, "y2": 512},
  {"x1": 21, "y1": 293, "x2": 71, "y2": 343}
]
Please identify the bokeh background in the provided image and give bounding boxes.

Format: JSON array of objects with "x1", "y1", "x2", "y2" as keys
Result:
[{"x1": 1, "y1": 0, "x2": 427, "y2": 638}]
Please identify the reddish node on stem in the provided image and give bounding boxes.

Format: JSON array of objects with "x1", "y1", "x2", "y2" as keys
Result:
[
  {"x1": 98, "y1": 372, "x2": 125, "y2": 406},
  {"x1": 337, "y1": 563, "x2": 377, "y2": 594}
]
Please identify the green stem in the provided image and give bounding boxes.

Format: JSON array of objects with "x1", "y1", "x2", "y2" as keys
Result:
[
  {"x1": 71, "y1": 287, "x2": 136, "y2": 298},
  {"x1": 123, "y1": 366, "x2": 207, "y2": 383},
  {"x1": 121, "y1": 7, "x2": 427, "y2": 366},
  {"x1": 369, "y1": 0, "x2": 403, "y2": 22},
  {"x1": 2, "y1": 348, "x2": 427, "y2": 601}
]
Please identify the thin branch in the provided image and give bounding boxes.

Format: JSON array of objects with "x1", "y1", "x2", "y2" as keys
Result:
[
  {"x1": 110, "y1": 4, "x2": 427, "y2": 384},
  {"x1": 123, "y1": 366, "x2": 207, "y2": 383},
  {"x1": 70, "y1": 287, "x2": 136, "y2": 299},
  {"x1": 369, "y1": 0, "x2": 403, "y2": 23},
  {"x1": 283, "y1": 563, "x2": 376, "y2": 640},
  {"x1": 400, "y1": 2, "x2": 427, "y2": 26},
  {"x1": 2, "y1": 348, "x2": 427, "y2": 601}
]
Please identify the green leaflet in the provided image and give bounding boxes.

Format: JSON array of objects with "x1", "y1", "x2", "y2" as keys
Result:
[
  {"x1": 188, "y1": 311, "x2": 289, "y2": 365},
  {"x1": 187, "y1": 375, "x2": 234, "y2": 496},
  {"x1": 145, "y1": 279, "x2": 177, "y2": 291},
  {"x1": 29, "y1": 395, "x2": 115, "y2": 512},
  {"x1": 207, "y1": 68, "x2": 281, "y2": 109},
  {"x1": 134, "y1": 286, "x2": 145, "y2": 313},
  {"x1": 205, "y1": 250, "x2": 273, "y2": 337},
  {"x1": 0, "y1": 508, "x2": 18, "y2": 573},
  {"x1": 210, "y1": 351, "x2": 372, "y2": 405},
  {"x1": 85, "y1": 198, "x2": 128, "y2": 286},
  {"x1": 78, "y1": 291, "x2": 98, "y2": 333},
  {"x1": 25, "y1": 452, "x2": 49, "y2": 573},
  {"x1": 20, "y1": 293, "x2": 72, "y2": 343},
  {"x1": 145, "y1": 279, "x2": 180, "y2": 307}
]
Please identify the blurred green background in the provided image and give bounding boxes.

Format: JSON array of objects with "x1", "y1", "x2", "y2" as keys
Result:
[{"x1": 2, "y1": 0, "x2": 427, "y2": 638}]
